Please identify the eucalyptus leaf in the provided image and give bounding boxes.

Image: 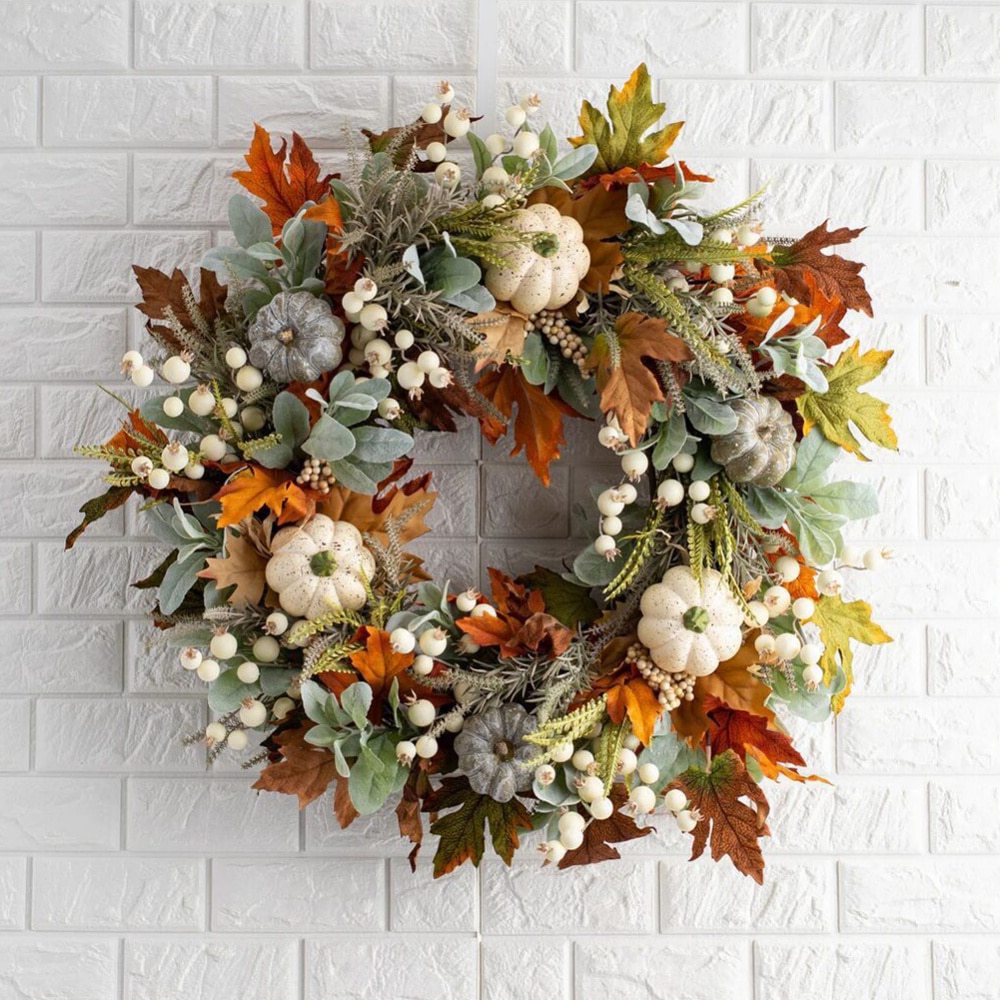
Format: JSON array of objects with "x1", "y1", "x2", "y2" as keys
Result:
[
  {"x1": 141, "y1": 392, "x2": 212, "y2": 434},
  {"x1": 228, "y1": 194, "x2": 273, "y2": 249},
  {"x1": 158, "y1": 548, "x2": 206, "y2": 615},
  {"x1": 348, "y1": 733, "x2": 407, "y2": 814},
  {"x1": 572, "y1": 543, "x2": 622, "y2": 587},
  {"x1": 254, "y1": 391, "x2": 311, "y2": 468},
  {"x1": 663, "y1": 216, "x2": 704, "y2": 246},
  {"x1": 467, "y1": 131, "x2": 492, "y2": 178},
  {"x1": 208, "y1": 668, "x2": 256, "y2": 714},
  {"x1": 402, "y1": 244, "x2": 424, "y2": 284},
  {"x1": 340, "y1": 682, "x2": 374, "y2": 731},
  {"x1": 685, "y1": 395, "x2": 738, "y2": 435},
  {"x1": 350, "y1": 425, "x2": 413, "y2": 463},
  {"x1": 551, "y1": 144, "x2": 598, "y2": 180},
  {"x1": 302, "y1": 413, "x2": 356, "y2": 462},
  {"x1": 520, "y1": 333, "x2": 550, "y2": 386},
  {"x1": 652, "y1": 410, "x2": 687, "y2": 469},
  {"x1": 443, "y1": 283, "x2": 496, "y2": 312}
]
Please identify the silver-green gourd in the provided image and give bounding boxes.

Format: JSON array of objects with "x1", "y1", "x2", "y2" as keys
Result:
[
  {"x1": 709, "y1": 396, "x2": 797, "y2": 487},
  {"x1": 453, "y1": 705, "x2": 537, "y2": 803},
  {"x1": 247, "y1": 291, "x2": 345, "y2": 383}
]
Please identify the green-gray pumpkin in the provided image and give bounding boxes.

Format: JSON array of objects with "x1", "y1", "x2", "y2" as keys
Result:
[
  {"x1": 247, "y1": 291, "x2": 345, "y2": 383},
  {"x1": 453, "y1": 705, "x2": 537, "y2": 803},
  {"x1": 709, "y1": 396, "x2": 796, "y2": 487}
]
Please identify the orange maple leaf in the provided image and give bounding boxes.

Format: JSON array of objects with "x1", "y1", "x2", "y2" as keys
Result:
[
  {"x1": 214, "y1": 465, "x2": 314, "y2": 528},
  {"x1": 602, "y1": 671, "x2": 663, "y2": 746},
  {"x1": 233, "y1": 124, "x2": 334, "y2": 232},
  {"x1": 586, "y1": 311, "x2": 692, "y2": 446},
  {"x1": 475, "y1": 364, "x2": 580, "y2": 486},
  {"x1": 345, "y1": 627, "x2": 415, "y2": 704}
]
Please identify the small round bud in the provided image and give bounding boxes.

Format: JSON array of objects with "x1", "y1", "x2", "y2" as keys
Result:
[{"x1": 663, "y1": 788, "x2": 687, "y2": 812}]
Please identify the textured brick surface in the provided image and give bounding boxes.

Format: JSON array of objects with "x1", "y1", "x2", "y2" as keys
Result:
[{"x1": 4, "y1": 3, "x2": 999, "y2": 997}]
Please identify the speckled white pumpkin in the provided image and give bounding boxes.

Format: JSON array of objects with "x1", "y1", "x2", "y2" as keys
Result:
[
  {"x1": 484, "y1": 203, "x2": 590, "y2": 314},
  {"x1": 264, "y1": 515, "x2": 375, "y2": 620},
  {"x1": 637, "y1": 566, "x2": 744, "y2": 676}
]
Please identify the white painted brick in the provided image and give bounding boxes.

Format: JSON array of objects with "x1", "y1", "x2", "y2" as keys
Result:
[
  {"x1": 0, "y1": 699, "x2": 30, "y2": 770},
  {"x1": 0, "y1": 231, "x2": 36, "y2": 303},
  {"x1": 756, "y1": 940, "x2": 929, "y2": 1000},
  {"x1": 576, "y1": 2, "x2": 745, "y2": 75},
  {"x1": 482, "y1": 859, "x2": 655, "y2": 934},
  {"x1": 0, "y1": 77, "x2": 38, "y2": 147},
  {"x1": 839, "y1": 313, "x2": 922, "y2": 387},
  {"x1": 483, "y1": 938, "x2": 569, "y2": 1000},
  {"x1": 928, "y1": 6, "x2": 1000, "y2": 77},
  {"x1": 839, "y1": 698, "x2": 1000, "y2": 774},
  {"x1": 752, "y1": 159, "x2": 922, "y2": 234},
  {"x1": 42, "y1": 230, "x2": 212, "y2": 302},
  {"x1": 836, "y1": 465, "x2": 920, "y2": 541},
  {"x1": 0, "y1": 622, "x2": 121, "y2": 694},
  {"x1": 134, "y1": 153, "x2": 242, "y2": 225},
  {"x1": 0, "y1": 940, "x2": 118, "y2": 1000},
  {"x1": 481, "y1": 463, "x2": 570, "y2": 538},
  {"x1": 767, "y1": 780, "x2": 925, "y2": 853},
  {"x1": 388, "y1": 858, "x2": 477, "y2": 932},
  {"x1": 663, "y1": 80, "x2": 829, "y2": 154},
  {"x1": 136, "y1": 0, "x2": 303, "y2": 69},
  {"x1": 39, "y1": 541, "x2": 166, "y2": 615},
  {"x1": 0, "y1": 0, "x2": 128, "y2": 69},
  {"x1": 411, "y1": 463, "x2": 477, "y2": 537},
  {"x1": 576, "y1": 939, "x2": 748, "y2": 1000},
  {"x1": 218, "y1": 75, "x2": 391, "y2": 148},
  {"x1": 0, "y1": 776, "x2": 120, "y2": 849},
  {"x1": 837, "y1": 82, "x2": 1000, "y2": 155},
  {"x1": 0, "y1": 463, "x2": 124, "y2": 538},
  {"x1": 927, "y1": 468, "x2": 1000, "y2": 540},
  {"x1": 126, "y1": 940, "x2": 297, "y2": 1000},
  {"x1": 0, "y1": 307, "x2": 126, "y2": 380},
  {"x1": 842, "y1": 859, "x2": 1000, "y2": 932},
  {"x1": 44, "y1": 76, "x2": 213, "y2": 146},
  {"x1": 306, "y1": 938, "x2": 478, "y2": 1000},
  {"x1": 660, "y1": 859, "x2": 835, "y2": 932},
  {"x1": 0, "y1": 543, "x2": 31, "y2": 614},
  {"x1": 500, "y1": 1, "x2": 572, "y2": 73},
  {"x1": 0, "y1": 857, "x2": 27, "y2": 928},
  {"x1": 849, "y1": 621, "x2": 923, "y2": 696},
  {"x1": 412, "y1": 420, "x2": 481, "y2": 463},
  {"x1": 928, "y1": 160, "x2": 1000, "y2": 234},
  {"x1": 306, "y1": 796, "x2": 414, "y2": 856},
  {"x1": 933, "y1": 940, "x2": 1000, "y2": 1000},
  {"x1": 931, "y1": 780, "x2": 1000, "y2": 854},
  {"x1": 858, "y1": 236, "x2": 1000, "y2": 313},
  {"x1": 755, "y1": 4, "x2": 921, "y2": 75},
  {"x1": 212, "y1": 858, "x2": 385, "y2": 931},
  {"x1": 927, "y1": 315, "x2": 1000, "y2": 387},
  {"x1": 33, "y1": 856, "x2": 204, "y2": 930},
  {"x1": 128, "y1": 620, "x2": 198, "y2": 694},
  {"x1": 0, "y1": 154, "x2": 126, "y2": 225},
  {"x1": 0, "y1": 388, "x2": 34, "y2": 458},
  {"x1": 36, "y1": 698, "x2": 204, "y2": 772},
  {"x1": 39, "y1": 383, "x2": 140, "y2": 459},
  {"x1": 311, "y1": 0, "x2": 476, "y2": 70},
  {"x1": 127, "y1": 777, "x2": 299, "y2": 852},
  {"x1": 928, "y1": 623, "x2": 1000, "y2": 696}
]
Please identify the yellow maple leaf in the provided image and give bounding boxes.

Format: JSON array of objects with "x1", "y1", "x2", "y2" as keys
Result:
[
  {"x1": 809, "y1": 594, "x2": 892, "y2": 712},
  {"x1": 797, "y1": 341, "x2": 897, "y2": 460},
  {"x1": 568, "y1": 64, "x2": 684, "y2": 176}
]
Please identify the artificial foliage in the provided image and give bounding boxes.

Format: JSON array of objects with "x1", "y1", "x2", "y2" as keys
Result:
[{"x1": 70, "y1": 66, "x2": 895, "y2": 882}]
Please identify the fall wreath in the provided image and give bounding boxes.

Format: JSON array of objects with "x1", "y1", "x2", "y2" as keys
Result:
[{"x1": 71, "y1": 66, "x2": 895, "y2": 882}]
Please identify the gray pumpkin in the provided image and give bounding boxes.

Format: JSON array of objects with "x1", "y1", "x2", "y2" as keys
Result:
[
  {"x1": 709, "y1": 396, "x2": 797, "y2": 487},
  {"x1": 247, "y1": 291, "x2": 345, "y2": 383},
  {"x1": 454, "y1": 705, "x2": 537, "y2": 803}
]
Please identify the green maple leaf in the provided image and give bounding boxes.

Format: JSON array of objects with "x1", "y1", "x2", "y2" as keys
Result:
[
  {"x1": 569, "y1": 64, "x2": 683, "y2": 176},
  {"x1": 427, "y1": 778, "x2": 532, "y2": 878},
  {"x1": 809, "y1": 594, "x2": 892, "y2": 712},
  {"x1": 797, "y1": 341, "x2": 897, "y2": 460}
]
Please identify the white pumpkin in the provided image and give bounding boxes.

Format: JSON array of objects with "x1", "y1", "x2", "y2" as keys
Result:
[
  {"x1": 484, "y1": 203, "x2": 590, "y2": 314},
  {"x1": 264, "y1": 515, "x2": 376, "y2": 620},
  {"x1": 637, "y1": 566, "x2": 744, "y2": 677}
]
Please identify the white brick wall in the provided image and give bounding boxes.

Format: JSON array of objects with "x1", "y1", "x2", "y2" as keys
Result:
[{"x1": 2, "y1": 0, "x2": 998, "y2": 996}]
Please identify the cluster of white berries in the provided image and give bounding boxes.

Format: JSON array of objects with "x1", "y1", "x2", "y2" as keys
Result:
[
  {"x1": 418, "y1": 81, "x2": 468, "y2": 189},
  {"x1": 182, "y1": 615, "x2": 295, "y2": 750},
  {"x1": 593, "y1": 481, "x2": 639, "y2": 560},
  {"x1": 342, "y1": 277, "x2": 452, "y2": 401},
  {"x1": 539, "y1": 732, "x2": 662, "y2": 863},
  {"x1": 663, "y1": 787, "x2": 700, "y2": 834},
  {"x1": 627, "y1": 642, "x2": 697, "y2": 710},
  {"x1": 525, "y1": 310, "x2": 589, "y2": 370}
]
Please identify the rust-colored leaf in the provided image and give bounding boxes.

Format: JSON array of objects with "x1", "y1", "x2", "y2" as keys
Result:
[
  {"x1": 333, "y1": 774, "x2": 359, "y2": 828},
  {"x1": 594, "y1": 667, "x2": 663, "y2": 747},
  {"x1": 133, "y1": 266, "x2": 227, "y2": 353},
  {"x1": 558, "y1": 785, "x2": 652, "y2": 868},
  {"x1": 233, "y1": 124, "x2": 334, "y2": 232},
  {"x1": 252, "y1": 724, "x2": 339, "y2": 808},
  {"x1": 197, "y1": 524, "x2": 267, "y2": 607},
  {"x1": 214, "y1": 465, "x2": 314, "y2": 529},
  {"x1": 586, "y1": 311, "x2": 692, "y2": 446},
  {"x1": 475, "y1": 364, "x2": 579, "y2": 487},
  {"x1": 668, "y1": 749, "x2": 771, "y2": 883}
]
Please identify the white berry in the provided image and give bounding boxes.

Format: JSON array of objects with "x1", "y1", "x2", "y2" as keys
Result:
[
  {"x1": 205, "y1": 721, "x2": 226, "y2": 743},
  {"x1": 253, "y1": 635, "x2": 280, "y2": 663},
  {"x1": 130, "y1": 364, "x2": 154, "y2": 387},
  {"x1": 225, "y1": 346, "x2": 248, "y2": 369},
  {"x1": 200, "y1": 434, "x2": 227, "y2": 462},
  {"x1": 589, "y1": 796, "x2": 614, "y2": 820},
  {"x1": 162, "y1": 396, "x2": 184, "y2": 418},
  {"x1": 676, "y1": 809, "x2": 698, "y2": 833},
  {"x1": 775, "y1": 556, "x2": 801, "y2": 582},
  {"x1": 227, "y1": 729, "x2": 249, "y2": 750},
  {"x1": 178, "y1": 647, "x2": 202, "y2": 671},
  {"x1": 147, "y1": 468, "x2": 170, "y2": 490},
  {"x1": 688, "y1": 479, "x2": 711, "y2": 502},
  {"x1": 597, "y1": 490, "x2": 625, "y2": 517},
  {"x1": 504, "y1": 105, "x2": 527, "y2": 128},
  {"x1": 161, "y1": 355, "x2": 191, "y2": 384},
  {"x1": 800, "y1": 643, "x2": 823, "y2": 665},
  {"x1": 802, "y1": 664, "x2": 824, "y2": 687},
  {"x1": 160, "y1": 442, "x2": 189, "y2": 472},
  {"x1": 390, "y1": 628, "x2": 416, "y2": 654},
  {"x1": 543, "y1": 840, "x2": 566, "y2": 863},
  {"x1": 558, "y1": 827, "x2": 584, "y2": 851},
  {"x1": 774, "y1": 632, "x2": 802, "y2": 661},
  {"x1": 657, "y1": 479, "x2": 685, "y2": 506},
  {"x1": 239, "y1": 699, "x2": 267, "y2": 728},
  {"x1": 512, "y1": 130, "x2": 539, "y2": 158},
  {"x1": 672, "y1": 452, "x2": 695, "y2": 473},
  {"x1": 577, "y1": 775, "x2": 604, "y2": 803},
  {"x1": 792, "y1": 597, "x2": 816, "y2": 620},
  {"x1": 558, "y1": 811, "x2": 586, "y2": 835},
  {"x1": 210, "y1": 632, "x2": 238, "y2": 660},
  {"x1": 617, "y1": 748, "x2": 638, "y2": 775},
  {"x1": 418, "y1": 627, "x2": 448, "y2": 657},
  {"x1": 816, "y1": 569, "x2": 843, "y2": 596},
  {"x1": 550, "y1": 741, "x2": 574, "y2": 763},
  {"x1": 572, "y1": 749, "x2": 594, "y2": 771},
  {"x1": 407, "y1": 699, "x2": 436, "y2": 728},
  {"x1": 630, "y1": 785, "x2": 657, "y2": 814},
  {"x1": 397, "y1": 361, "x2": 425, "y2": 390},
  {"x1": 396, "y1": 740, "x2": 417, "y2": 765},
  {"x1": 638, "y1": 762, "x2": 660, "y2": 785},
  {"x1": 621, "y1": 450, "x2": 649, "y2": 481},
  {"x1": 535, "y1": 764, "x2": 556, "y2": 787},
  {"x1": 594, "y1": 534, "x2": 617, "y2": 557},
  {"x1": 420, "y1": 102, "x2": 442, "y2": 125},
  {"x1": 236, "y1": 661, "x2": 260, "y2": 684},
  {"x1": 663, "y1": 788, "x2": 687, "y2": 813},
  {"x1": 415, "y1": 734, "x2": 438, "y2": 758},
  {"x1": 601, "y1": 515, "x2": 623, "y2": 537},
  {"x1": 265, "y1": 611, "x2": 288, "y2": 636}
]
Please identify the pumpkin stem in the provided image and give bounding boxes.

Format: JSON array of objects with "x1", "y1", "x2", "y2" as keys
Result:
[
  {"x1": 278, "y1": 327, "x2": 295, "y2": 344},
  {"x1": 493, "y1": 739, "x2": 514, "y2": 761},
  {"x1": 309, "y1": 550, "x2": 338, "y2": 577},
  {"x1": 533, "y1": 232, "x2": 560, "y2": 258},
  {"x1": 683, "y1": 605, "x2": 710, "y2": 633}
]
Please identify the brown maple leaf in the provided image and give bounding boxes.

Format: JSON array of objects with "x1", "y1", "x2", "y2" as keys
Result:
[
  {"x1": 668, "y1": 749, "x2": 771, "y2": 883},
  {"x1": 475, "y1": 364, "x2": 580, "y2": 487},
  {"x1": 767, "y1": 220, "x2": 872, "y2": 317},
  {"x1": 233, "y1": 124, "x2": 334, "y2": 232},
  {"x1": 133, "y1": 266, "x2": 228, "y2": 354},
  {"x1": 528, "y1": 184, "x2": 629, "y2": 294},
  {"x1": 470, "y1": 306, "x2": 530, "y2": 370},
  {"x1": 252, "y1": 724, "x2": 339, "y2": 808},
  {"x1": 586, "y1": 311, "x2": 692, "y2": 445},
  {"x1": 197, "y1": 523, "x2": 267, "y2": 608},
  {"x1": 558, "y1": 785, "x2": 652, "y2": 868}
]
